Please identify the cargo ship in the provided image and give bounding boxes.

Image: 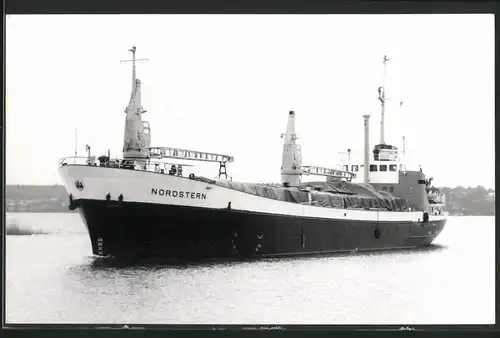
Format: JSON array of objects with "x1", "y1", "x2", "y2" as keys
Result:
[{"x1": 59, "y1": 47, "x2": 447, "y2": 261}]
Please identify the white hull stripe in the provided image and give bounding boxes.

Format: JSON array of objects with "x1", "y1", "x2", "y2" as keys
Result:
[{"x1": 60, "y1": 165, "x2": 448, "y2": 223}]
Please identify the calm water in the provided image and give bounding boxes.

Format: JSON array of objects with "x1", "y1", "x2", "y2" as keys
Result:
[{"x1": 5, "y1": 213, "x2": 495, "y2": 325}]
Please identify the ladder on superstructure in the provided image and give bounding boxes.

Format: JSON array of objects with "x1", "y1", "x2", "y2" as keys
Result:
[{"x1": 147, "y1": 146, "x2": 234, "y2": 179}]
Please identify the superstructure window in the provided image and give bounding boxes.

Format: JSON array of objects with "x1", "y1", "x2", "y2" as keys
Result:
[
  {"x1": 343, "y1": 165, "x2": 349, "y2": 171},
  {"x1": 389, "y1": 164, "x2": 397, "y2": 172},
  {"x1": 380, "y1": 165, "x2": 387, "y2": 172},
  {"x1": 369, "y1": 165, "x2": 378, "y2": 172},
  {"x1": 352, "y1": 165, "x2": 359, "y2": 172},
  {"x1": 389, "y1": 187, "x2": 394, "y2": 192}
]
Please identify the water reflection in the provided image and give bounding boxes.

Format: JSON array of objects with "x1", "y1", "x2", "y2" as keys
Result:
[{"x1": 6, "y1": 214, "x2": 492, "y2": 324}]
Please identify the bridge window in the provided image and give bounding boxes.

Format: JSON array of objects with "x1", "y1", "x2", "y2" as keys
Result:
[
  {"x1": 389, "y1": 164, "x2": 397, "y2": 172},
  {"x1": 369, "y1": 165, "x2": 378, "y2": 172},
  {"x1": 418, "y1": 179, "x2": 426, "y2": 184},
  {"x1": 343, "y1": 165, "x2": 348, "y2": 171},
  {"x1": 380, "y1": 165, "x2": 387, "y2": 172},
  {"x1": 352, "y1": 165, "x2": 359, "y2": 172}
]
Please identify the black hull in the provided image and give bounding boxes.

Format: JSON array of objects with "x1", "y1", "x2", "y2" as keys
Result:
[{"x1": 77, "y1": 199, "x2": 446, "y2": 262}]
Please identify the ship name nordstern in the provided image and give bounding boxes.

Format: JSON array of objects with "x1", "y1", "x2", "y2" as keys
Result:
[{"x1": 151, "y1": 188, "x2": 207, "y2": 200}]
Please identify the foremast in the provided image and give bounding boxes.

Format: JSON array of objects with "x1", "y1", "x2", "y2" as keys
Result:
[
  {"x1": 118, "y1": 47, "x2": 235, "y2": 178},
  {"x1": 121, "y1": 46, "x2": 151, "y2": 160}
]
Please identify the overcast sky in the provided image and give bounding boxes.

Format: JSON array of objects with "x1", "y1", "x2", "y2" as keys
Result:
[{"x1": 6, "y1": 14, "x2": 494, "y2": 188}]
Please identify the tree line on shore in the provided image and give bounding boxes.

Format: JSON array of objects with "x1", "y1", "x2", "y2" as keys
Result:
[
  {"x1": 440, "y1": 185, "x2": 495, "y2": 216},
  {"x1": 5, "y1": 184, "x2": 495, "y2": 215}
]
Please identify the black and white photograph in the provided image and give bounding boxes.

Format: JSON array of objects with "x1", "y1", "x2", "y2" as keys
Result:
[{"x1": 5, "y1": 13, "x2": 495, "y2": 326}]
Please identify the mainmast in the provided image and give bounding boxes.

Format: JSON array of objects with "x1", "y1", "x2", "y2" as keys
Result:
[{"x1": 378, "y1": 55, "x2": 390, "y2": 145}]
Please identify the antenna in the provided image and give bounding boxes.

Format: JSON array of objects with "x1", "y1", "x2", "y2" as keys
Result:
[
  {"x1": 85, "y1": 144, "x2": 91, "y2": 158},
  {"x1": 400, "y1": 101, "x2": 405, "y2": 154},
  {"x1": 120, "y1": 46, "x2": 149, "y2": 86},
  {"x1": 378, "y1": 55, "x2": 390, "y2": 145},
  {"x1": 74, "y1": 128, "x2": 78, "y2": 164},
  {"x1": 338, "y1": 149, "x2": 352, "y2": 164},
  {"x1": 400, "y1": 100, "x2": 406, "y2": 171},
  {"x1": 362, "y1": 115, "x2": 371, "y2": 185}
]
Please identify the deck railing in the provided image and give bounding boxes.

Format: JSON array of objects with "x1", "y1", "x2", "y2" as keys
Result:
[
  {"x1": 59, "y1": 156, "x2": 195, "y2": 176},
  {"x1": 428, "y1": 192, "x2": 445, "y2": 204}
]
